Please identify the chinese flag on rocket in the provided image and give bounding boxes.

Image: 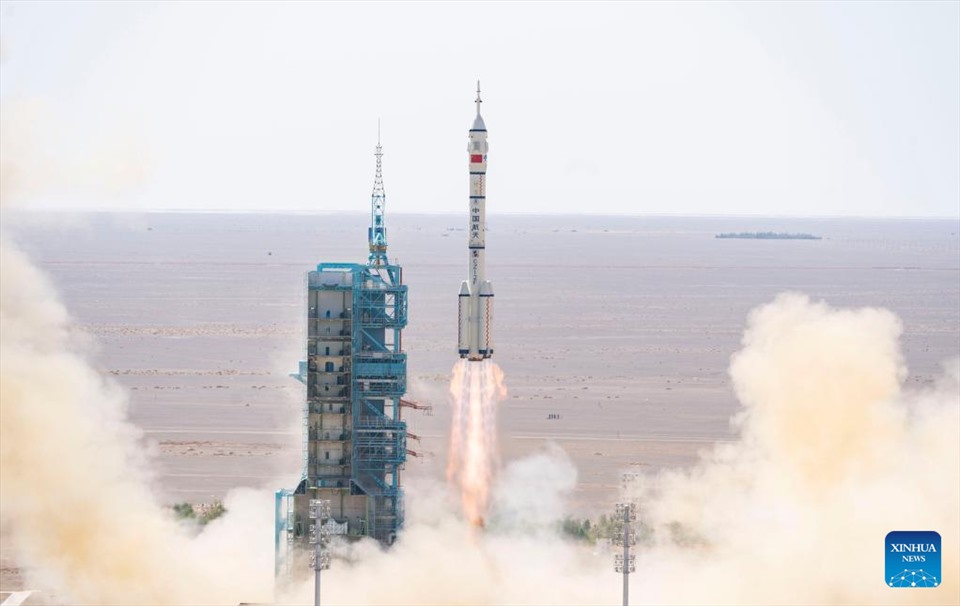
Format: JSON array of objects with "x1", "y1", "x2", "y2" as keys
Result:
[{"x1": 471, "y1": 154, "x2": 484, "y2": 163}]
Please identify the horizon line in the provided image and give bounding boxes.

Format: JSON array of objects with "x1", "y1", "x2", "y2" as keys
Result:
[{"x1": 3, "y1": 208, "x2": 959, "y2": 221}]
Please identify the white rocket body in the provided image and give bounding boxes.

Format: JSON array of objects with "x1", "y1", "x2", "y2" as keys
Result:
[{"x1": 458, "y1": 85, "x2": 494, "y2": 361}]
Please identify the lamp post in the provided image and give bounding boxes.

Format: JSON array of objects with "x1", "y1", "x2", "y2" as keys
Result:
[
  {"x1": 309, "y1": 499, "x2": 332, "y2": 606},
  {"x1": 613, "y1": 502, "x2": 637, "y2": 606}
]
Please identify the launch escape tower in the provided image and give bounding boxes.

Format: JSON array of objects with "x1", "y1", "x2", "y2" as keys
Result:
[{"x1": 275, "y1": 133, "x2": 409, "y2": 575}]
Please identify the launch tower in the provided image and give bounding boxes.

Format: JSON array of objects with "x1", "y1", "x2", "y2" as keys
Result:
[{"x1": 275, "y1": 132, "x2": 409, "y2": 576}]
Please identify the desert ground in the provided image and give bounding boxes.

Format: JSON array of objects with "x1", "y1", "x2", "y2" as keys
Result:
[
  {"x1": 7, "y1": 212, "x2": 958, "y2": 503},
  {"x1": 2, "y1": 212, "x2": 958, "y2": 598}
]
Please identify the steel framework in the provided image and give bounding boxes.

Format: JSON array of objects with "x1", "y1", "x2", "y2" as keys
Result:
[{"x1": 275, "y1": 134, "x2": 411, "y2": 583}]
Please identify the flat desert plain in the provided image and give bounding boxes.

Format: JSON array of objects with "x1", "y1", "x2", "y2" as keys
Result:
[{"x1": 5, "y1": 212, "x2": 958, "y2": 517}]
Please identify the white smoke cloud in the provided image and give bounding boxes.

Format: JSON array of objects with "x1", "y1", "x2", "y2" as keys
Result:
[
  {"x1": 0, "y1": 86, "x2": 275, "y2": 604},
  {"x1": 281, "y1": 293, "x2": 958, "y2": 605},
  {"x1": 279, "y1": 459, "x2": 613, "y2": 606},
  {"x1": 0, "y1": 98, "x2": 149, "y2": 209},
  {"x1": 488, "y1": 444, "x2": 578, "y2": 535},
  {"x1": 2, "y1": 214, "x2": 956, "y2": 606},
  {"x1": 0, "y1": 234, "x2": 274, "y2": 604},
  {"x1": 626, "y1": 293, "x2": 959, "y2": 605}
]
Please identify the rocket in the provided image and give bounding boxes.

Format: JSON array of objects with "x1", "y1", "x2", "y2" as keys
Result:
[{"x1": 458, "y1": 82, "x2": 494, "y2": 361}]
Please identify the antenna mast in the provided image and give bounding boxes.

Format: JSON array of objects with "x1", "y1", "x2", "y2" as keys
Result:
[{"x1": 369, "y1": 120, "x2": 388, "y2": 266}]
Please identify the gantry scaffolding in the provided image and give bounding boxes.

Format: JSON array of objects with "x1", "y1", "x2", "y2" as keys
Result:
[{"x1": 275, "y1": 132, "x2": 409, "y2": 578}]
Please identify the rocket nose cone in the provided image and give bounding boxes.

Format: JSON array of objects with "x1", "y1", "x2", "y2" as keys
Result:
[
  {"x1": 459, "y1": 281, "x2": 470, "y2": 295},
  {"x1": 472, "y1": 115, "x2": 486, "y2": 131}
]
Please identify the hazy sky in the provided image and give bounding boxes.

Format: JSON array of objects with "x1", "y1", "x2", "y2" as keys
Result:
[{"x1": 1, "y1": 1, "x2": 958, "y2": 217}]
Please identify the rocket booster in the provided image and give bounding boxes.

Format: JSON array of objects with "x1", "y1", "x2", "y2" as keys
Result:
[{"x1": 458, "y1": 82, "x2": 494, "y2": 361}]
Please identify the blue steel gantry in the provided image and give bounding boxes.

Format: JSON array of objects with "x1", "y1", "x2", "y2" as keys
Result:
[{"x1": 275, "y1": 133, "x2": 409, "y2": 577}]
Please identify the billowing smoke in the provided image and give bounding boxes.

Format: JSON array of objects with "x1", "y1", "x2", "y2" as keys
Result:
[
  {"x1": 283, "y1": 294, "x2": 959, "y2": 605},
  {"x1": 279, "y1": 451, "x2": 612, "y2": 605},
  {"x1": 0, "y1": 99, "x2": 149, "y2": 207},
  {"x1": 622, "y1": 293, "x2": 960, "y2": 604},
  {"x1": 0, "y1": 91, "x2": 274, "y2": 603},
  {"x1": 0, "y1": 236, "x2": 276, "y2": 604},
  {"x1": 2, "y1": 216, "x2": 956, "y2": 605}
]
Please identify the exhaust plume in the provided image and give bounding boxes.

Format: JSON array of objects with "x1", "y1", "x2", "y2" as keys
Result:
[{"x1": 447, "y1": 359, "x2": 507, "y2": 527}]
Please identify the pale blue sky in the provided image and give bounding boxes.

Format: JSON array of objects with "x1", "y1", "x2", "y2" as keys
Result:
[{"x1": 1, "y1": 1, "x2": 958, "y2": 217}]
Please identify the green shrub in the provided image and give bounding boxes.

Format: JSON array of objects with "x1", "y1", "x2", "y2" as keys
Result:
[
  {"x1": 172, "y1": 502, "x2": 196, "y2": 520},
  {"x1": 560, "y1": 517, "x2": 592, "y2": 542},
  {"x1": 199, "y1": 500, "x2": 227, "y2": 525}
]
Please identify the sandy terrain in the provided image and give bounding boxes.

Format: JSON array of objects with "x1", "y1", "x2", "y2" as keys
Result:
[{"x1": 2, "y1": 213, "x2": 957, "y2": 592}]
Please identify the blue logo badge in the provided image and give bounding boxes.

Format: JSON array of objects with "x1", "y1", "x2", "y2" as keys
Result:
[{"x1": 886, "y1": 531, "x2": 941, "y2": 588}]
